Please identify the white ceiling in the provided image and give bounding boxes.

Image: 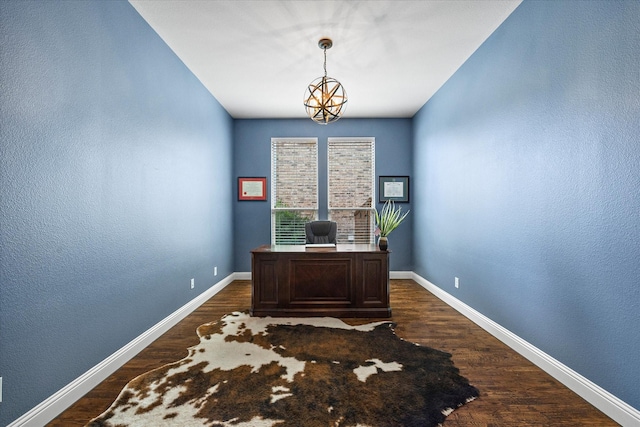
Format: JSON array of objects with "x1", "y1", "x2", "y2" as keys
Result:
[{"x1": 129, "y1": 0, "x2": 521, "y2": 119}]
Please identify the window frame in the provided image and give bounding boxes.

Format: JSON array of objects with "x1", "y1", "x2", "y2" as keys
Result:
[
  {"x1": 270, "y1": 137, "x2": 319, "y2": 245},
  {"x1": 327, "y1": 137, "x2": 376, "y2": 244}
]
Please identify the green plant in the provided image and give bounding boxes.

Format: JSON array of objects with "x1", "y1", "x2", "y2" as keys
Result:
[
  {"x1": 374, "y1": 200, "x2": 409, "y2": 237},
  {"x1": 274, "y1": 200, "x2": 313, "y2": 244}
]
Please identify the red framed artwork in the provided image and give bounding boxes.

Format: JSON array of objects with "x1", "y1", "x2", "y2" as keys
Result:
[{"x1": 238, "y1": 177, "x2": 267, "y2": 201}]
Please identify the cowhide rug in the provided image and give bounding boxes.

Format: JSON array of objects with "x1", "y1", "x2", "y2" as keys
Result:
[{"x1": 88, "y1": 312, "x2": 478, "y2": 427}]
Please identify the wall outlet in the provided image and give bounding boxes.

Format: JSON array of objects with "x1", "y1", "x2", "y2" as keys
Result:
[
  {"x1": 214, "y1": 266, "x2": 218, "y2": 276},
  {"x1": 190, "y1": 278, "x2": 195, "y2": 289},
  {"x1": 455, "y1": 277, "x2": 459, "y2": 289}
]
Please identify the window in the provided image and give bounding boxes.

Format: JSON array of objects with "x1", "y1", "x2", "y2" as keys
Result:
[
  {"x1": 271, "y1": 138, "x2": 318, "y2": 244},
  {"x1": 328, "y1": 138, "x2": 375, "y2": 244},
  {"x1": 271, "y1": 137, "x2": 375, "y2": 245}
]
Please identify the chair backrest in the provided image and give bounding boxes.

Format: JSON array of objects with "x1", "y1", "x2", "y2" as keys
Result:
[{"x1": 305, "y1": 221, "x2": 337, "y2": 244}]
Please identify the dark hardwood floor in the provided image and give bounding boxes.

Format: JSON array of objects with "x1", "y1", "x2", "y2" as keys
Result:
[{"x1": 49, "y1": 280, "x2": 617, "y2": 426}]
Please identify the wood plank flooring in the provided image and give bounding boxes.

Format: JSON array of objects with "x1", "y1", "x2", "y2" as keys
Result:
[{"x1": 49, "y1": 280, "x2": 618, "y2": 426}]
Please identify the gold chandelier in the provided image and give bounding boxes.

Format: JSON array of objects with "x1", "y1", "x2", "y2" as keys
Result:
[{"x1": 303, "y1": 38, "x2": 348, "y2": 124}]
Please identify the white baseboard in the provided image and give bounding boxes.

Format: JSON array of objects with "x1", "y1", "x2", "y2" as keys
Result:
[
  {"x1": 235, "y1": 271, "x2": 251, "y2": 280},
  {"x1": 8, "y1": 273, "x2": 238, "y2": 427},
  {"x1": 390, "y1": 271, "x2": 413, "y2": 279},
  {"x1": 411, "y1": 272, "x2": 640, "y2": 427}
]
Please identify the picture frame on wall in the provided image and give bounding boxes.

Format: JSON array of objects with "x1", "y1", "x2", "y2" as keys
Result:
[
  {"x1": 379, "y1": 176, "x2": 409, "y2": 203},
  {"x1": 238, "y1": 177, "x2": 267, "y2": 201}
]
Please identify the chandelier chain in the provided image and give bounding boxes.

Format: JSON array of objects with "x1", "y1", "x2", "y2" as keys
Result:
[{"x1": 323, "y1": 47, "x2": 328, "y2": 78}]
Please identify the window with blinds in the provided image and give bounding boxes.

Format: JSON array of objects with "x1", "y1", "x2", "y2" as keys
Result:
[
  {"x1": 328, "y1": 138, "x2": 375, "y2": 244},
  {"x1": 271, "y1": 138, "x2": 318, "y2": 244}
]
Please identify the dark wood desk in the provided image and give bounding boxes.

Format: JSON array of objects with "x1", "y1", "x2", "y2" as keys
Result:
[{"x1": 251, "y1": 244, "x2": 390, "y2": 318}]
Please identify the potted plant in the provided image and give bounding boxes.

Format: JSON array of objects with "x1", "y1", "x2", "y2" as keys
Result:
[{"x1": 374, "y1": 200, "x2": 409, "y2": 250}]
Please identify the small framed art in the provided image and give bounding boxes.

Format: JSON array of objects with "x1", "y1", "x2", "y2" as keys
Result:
[
  {"x1": 379, "y1": 176, "x2": 409, "y2": 203},
  {"x1": 238, "y1": 177, "x2": 267, "y2": 201}
]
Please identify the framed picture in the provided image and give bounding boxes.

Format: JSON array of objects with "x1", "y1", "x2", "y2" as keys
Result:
[
  {"x1": 379, "y1": 176, "x2": 409, "y2": 203},
  {"x1": 238, "y1": 177, "x2": 267, "y2": 201}
]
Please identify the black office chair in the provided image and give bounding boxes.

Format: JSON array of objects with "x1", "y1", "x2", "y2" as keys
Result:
[{"x1": 305, "y1": 221, "x2": 337, "y2": 244}]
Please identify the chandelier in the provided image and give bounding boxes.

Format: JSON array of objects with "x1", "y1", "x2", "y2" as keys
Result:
[{"x1": 303, "y1": 38, "x2": 348, "y2": 124}]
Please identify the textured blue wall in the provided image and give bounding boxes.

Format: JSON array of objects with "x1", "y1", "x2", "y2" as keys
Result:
[
  {"x1": 0, "y1": 1, "x2": 233, "y2": 424},
  {"x1": 233, "y1": 118, "x2": 413, "y2": 272},
  {"x1": 413, "y1": 0, "x2": 640, "y2": 410}
]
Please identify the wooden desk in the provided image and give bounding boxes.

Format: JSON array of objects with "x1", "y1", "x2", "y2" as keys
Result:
[{"x1": 251, "y1": 244, "x2": 390, "y2": 318}]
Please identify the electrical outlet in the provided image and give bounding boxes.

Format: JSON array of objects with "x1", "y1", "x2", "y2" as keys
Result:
[
  {"x1": 455, "y1": 277, "x2": 459, "y2": 289},
  {"x1": 214, "y1": 266, "x2": 218, "y2": 276},
  {"x1": 190, "y1": 278, "x2": 195, "y2": 289}
]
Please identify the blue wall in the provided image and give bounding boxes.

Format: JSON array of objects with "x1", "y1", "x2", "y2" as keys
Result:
[
  {"x1": 233, "y1": 118, "x2": 413, "y2": 272},
  {"x1": 0, "y1": 1, "x2": 233, "y2": 424},
  {"x1": 413, "y1": 0, "x2": 640, "y2": 410}
]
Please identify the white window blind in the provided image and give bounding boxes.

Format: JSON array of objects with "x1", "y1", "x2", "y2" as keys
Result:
[
  {"x1": 328, "y1": 138, "x2": 375, "y2": 244},
  {"x1": 271, "y1": 138, "x2": 318, "y2": 244}
]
